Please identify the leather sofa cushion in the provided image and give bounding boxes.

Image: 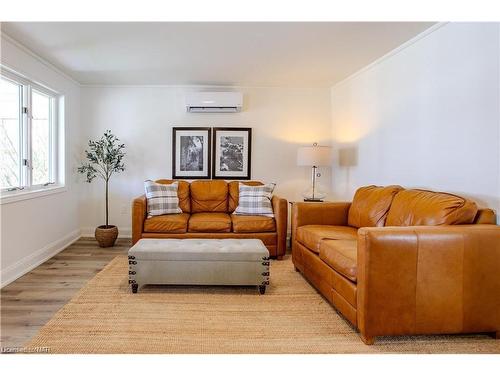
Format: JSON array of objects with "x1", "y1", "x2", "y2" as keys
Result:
[
  {"x1": 155, "y1": 179, "x2": 191, "y2": 213},
  {"x1": 319, "y1": 240, "x2": 357, "y2": 282},
  {"x1": 348, "y1": 185, "x2": 403, "y2": 228},
  {"x1": 228, "y1": 181, "x2": 264, "y2": 212},
  {"x1": 231, "y1": 214, "x2": 276, "y2": 233},
  {"x1": 386, "y1": 189, "x2": 478, "y2": 226},
  {"x1": 190, "y1": 180, "x2": 228, "y2": 213},
  {"x1": 296, "y1": 225, "x2": 358, "y2": 253},
  {"x1": 188, "y1": 213, "x2": 232, "y2": 233},
  {"x1": 144, "y1": 213, "x2": 190, "y2": 233}
]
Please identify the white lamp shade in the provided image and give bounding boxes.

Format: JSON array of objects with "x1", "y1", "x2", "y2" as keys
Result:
[{"x1": 297, "y1": 146, "x2": 332, "y2": 166}]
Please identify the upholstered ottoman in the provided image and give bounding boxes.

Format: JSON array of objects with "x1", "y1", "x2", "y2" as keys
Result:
[{"x1": 128, "y1": 238, "x2": 270, "y2": 294}]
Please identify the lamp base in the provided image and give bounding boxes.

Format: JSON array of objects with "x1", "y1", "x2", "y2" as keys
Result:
[
  {"x1": 303, "y1": 198, "x2": 324, "y2": 202},
  {"x1": 301, "y1": 185, "x2": 327, "y2": 202}
]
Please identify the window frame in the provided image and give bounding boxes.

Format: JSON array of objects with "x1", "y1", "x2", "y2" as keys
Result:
[{"x1": 0, "y1": 68, "x2": 62, "y2": 201}]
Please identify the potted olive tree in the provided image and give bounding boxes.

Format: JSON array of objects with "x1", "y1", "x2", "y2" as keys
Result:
[{"x1": 78, "y1": 130, "x2": 125, "y2": 247}]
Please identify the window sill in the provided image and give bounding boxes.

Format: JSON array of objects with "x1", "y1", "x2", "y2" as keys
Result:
[{"x1": 0, "y1": 185, "x2": 67, "y2": 205}]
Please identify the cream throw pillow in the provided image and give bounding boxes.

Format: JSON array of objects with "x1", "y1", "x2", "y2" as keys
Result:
[
  {"x1": 234, "y1": 183, "x2": 275, "y2": 217},
  {"x1": 144, "y1": 180, "x2": 182, "y2": 216}
]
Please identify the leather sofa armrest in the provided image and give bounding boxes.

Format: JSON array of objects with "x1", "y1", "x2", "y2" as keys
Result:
[
  {"x1": 132, "y1": 195, "x2": 147, "y2": 245},
  {"x1": 272, "y1": 195, "x2": 288, "y2": 258},
  {"x1": 357, "y1": 225, "x2": 500, "y2": 343},
  {"x1": 291, "y1": 202, "x2": 351, "y2": 258},
  {"x1": 291, "y1": 202, "x2": 351, "y2": 239}
]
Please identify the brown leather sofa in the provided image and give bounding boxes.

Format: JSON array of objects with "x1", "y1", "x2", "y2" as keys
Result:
[
  {"x1": 291, "y1": 185, "x2": 500, "y2": 344},
  {"x1": 132, "y1": 179, "x2": 288, "y2": 259}
]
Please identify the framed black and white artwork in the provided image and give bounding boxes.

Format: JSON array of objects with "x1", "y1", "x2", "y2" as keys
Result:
[
  {"x1": 172, "y1": 127, "x2": 211, "y2": 179},
  {"x1": 212, "y1": 127, "x2": 252, "y2": 180}
]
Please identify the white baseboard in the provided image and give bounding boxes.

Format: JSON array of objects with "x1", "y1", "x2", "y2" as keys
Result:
[
  {"x1": 0, "y1": 229, "x2": 81, "y2": 288},
  {"x1": 80, "y1": 227, "x2": 132, "y2": 239}
]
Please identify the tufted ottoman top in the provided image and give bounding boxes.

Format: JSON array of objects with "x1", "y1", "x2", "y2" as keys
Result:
[{"x1": 129, "y1": 238, "x2": 269, "y2": 262}]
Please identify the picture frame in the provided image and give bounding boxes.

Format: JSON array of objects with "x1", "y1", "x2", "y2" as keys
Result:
[
  {"x1": 212, "y1": 127, "x2": 252, "y2": 180},
  {"x1": 172, "y1": 127, "x2": 211, "y2": 179}
]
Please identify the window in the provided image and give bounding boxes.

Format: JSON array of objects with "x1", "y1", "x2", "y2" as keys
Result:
[{"x1": 0, "y1": 70, "x2": 59, "y2": 194}]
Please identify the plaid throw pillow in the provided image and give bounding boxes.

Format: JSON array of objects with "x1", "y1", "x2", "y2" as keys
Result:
[
  {"x1": 234, "y1": 183, "x2": 276, "y2": 217},
  {"x1": 144, "y1": 180, "x2": 182, "y2": 216}
]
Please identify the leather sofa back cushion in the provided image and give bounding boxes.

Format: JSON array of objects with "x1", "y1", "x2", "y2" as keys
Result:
[
  {"x1": 347, "y1": 185, "x2": 403, "y2": 228},
  {"x1": 156, "y1": 179, "x2": 190, "y2": 213},
  {"x1": 190, "y1": 180, "x2": 228, "y2": 213},
  {"x1": 386, "y1": 189, "x2": 478, "y2": 226},
  {"x1": 228, "y1": 181, "x2": 264, "y2": 212}
]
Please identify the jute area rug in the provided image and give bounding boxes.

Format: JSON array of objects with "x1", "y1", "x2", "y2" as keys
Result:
[{"x1": 26, "y1": 255, "x2": 500, "y2": 354}]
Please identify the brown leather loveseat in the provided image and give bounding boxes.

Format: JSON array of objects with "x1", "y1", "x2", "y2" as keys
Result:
[
  {"x1": 132, "y1": 179, "x2": 288, "y2": 259},
  {"x1": 291, "y1": 185, "x2": 500, "y2": 344}
]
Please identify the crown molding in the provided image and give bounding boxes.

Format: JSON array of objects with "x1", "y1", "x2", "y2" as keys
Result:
[
  {"x1": 1, "y1": 32, "x2": 81, "y2": 86},
  {"x1": 1, "y1": 24, "x2": 448, "y2": 91},
  {"x1": 79, "y1": 83, "x2": 331, "y2": 90},
  {"x1": 331, "y1": 22, "x2": 448, "y2": 90}
]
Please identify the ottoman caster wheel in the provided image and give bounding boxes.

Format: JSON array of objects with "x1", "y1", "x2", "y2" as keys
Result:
[
  {"x1": 131, "y1": 284, "x2": 138, "y2": 294},
  {"x1": 259, "y1": 285, "x2": 266, "y2": 295}
]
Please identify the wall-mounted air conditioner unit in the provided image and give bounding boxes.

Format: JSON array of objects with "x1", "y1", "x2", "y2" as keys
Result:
[{"x1": 185, "y1": 92, "x2": 243, "y2": 113}]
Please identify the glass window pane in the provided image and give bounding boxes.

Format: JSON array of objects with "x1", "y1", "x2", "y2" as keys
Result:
[
  {"x1": 31, "y1": 90, "x2": 51, "y2": 185},
  {"x1": 0, "y1": 78, "x2": 22, "y2": 189}
]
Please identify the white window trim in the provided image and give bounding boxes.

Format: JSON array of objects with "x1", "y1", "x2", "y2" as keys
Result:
[
  {"x1": 1, "y1": 67, "x2": 64, "y2": 204},
  {"x1": 0, "y1": 184, "x2": 67, "y2": 205}
]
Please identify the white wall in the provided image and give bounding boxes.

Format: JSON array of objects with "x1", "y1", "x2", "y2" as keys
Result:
[
  {"x1": 4, "y1": 21, "x2": 498, "y2": 287},
  {"x1": 331, "y1": 23, "x2": 500, "y2": 220},
  {"x1": 79, "y1": 86, "x2": 332, "y2": 235},
  {"x1": 0, "y1": 35, "x2": 81, "y2": 286}
]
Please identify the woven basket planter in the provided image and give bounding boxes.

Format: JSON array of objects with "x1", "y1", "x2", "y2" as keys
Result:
[{"x1": 95, "y1": 225, "x2": 118, "y2": 247}]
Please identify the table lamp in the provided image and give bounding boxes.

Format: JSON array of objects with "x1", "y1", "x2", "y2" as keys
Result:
[{"x1": 297, "y1": 143, "x2": 332, "y2": 201}]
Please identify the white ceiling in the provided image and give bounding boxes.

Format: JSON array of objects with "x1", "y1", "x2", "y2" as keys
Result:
[{"x1": 1, "y1": 22, "x2": 435, "y2": 87}]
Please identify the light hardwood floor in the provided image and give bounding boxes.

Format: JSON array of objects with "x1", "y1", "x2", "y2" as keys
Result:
[{"x1": 1, "y1": 238, "x2": 130, "y2": 348}]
